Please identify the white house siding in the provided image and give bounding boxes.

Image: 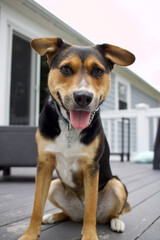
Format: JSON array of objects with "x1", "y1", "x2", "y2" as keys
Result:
[
  {"x1": 131, "y1": 85, "x2": 160, "y2": 108},
  {"x1": 101, "y1": 73, "x2": 160, "y2": 113},
  {"x1": 0, "y1": 0, "x2": 92, "y2": 126}
]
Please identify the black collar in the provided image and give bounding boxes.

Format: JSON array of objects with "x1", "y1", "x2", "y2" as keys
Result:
[{"x1": 54, "y1": 101, "x2": 70, "y2": 127}]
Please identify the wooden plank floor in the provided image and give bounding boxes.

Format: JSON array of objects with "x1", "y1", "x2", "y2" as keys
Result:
[{"x1": 0, "y1": 162, "x2": 160, "y2": 240}]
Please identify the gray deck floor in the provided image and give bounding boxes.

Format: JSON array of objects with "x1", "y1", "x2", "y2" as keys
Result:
[{"x1": 0, "y1": 162, "x2": 160, "y2": 240}]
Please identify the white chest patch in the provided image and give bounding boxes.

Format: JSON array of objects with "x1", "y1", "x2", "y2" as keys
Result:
[
  {"x1": 55, "y1": 154, "x2": 79, "y2": 188},
  {"x1": 45, "y1": 122, "x2": 88, "y2": 188}
]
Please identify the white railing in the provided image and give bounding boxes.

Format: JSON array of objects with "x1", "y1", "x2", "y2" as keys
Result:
[{"x1": 101, "y1": 105, "x2": 160, "y2": 160}]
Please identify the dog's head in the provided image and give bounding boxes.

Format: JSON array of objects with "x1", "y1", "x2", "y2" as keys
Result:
[{"x1": 31, "y1": 38, "x2": 135, "y2": 130}]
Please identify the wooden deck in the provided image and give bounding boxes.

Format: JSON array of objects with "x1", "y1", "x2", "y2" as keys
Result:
[{"x1": 0, "y1": 162, "x2": 160, "y2": 240}]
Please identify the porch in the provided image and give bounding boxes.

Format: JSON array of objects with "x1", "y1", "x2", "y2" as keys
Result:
[{"x1": 0, "y1": 161, "x2": 160, "y2": 240}]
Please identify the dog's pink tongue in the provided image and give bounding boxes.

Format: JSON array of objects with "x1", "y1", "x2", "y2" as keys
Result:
[{"x1": 70, "y1": 110, "x2": 91, "y2": 129}]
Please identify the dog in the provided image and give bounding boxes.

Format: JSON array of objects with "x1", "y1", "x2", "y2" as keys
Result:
[{"x1": 19, "y1": 38, "x2": 135, "y2": 240}]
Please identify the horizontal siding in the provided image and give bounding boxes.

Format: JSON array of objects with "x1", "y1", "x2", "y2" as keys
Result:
[
  {"x1": 101, "y1": 73, "x2": 115, "y2": 111},
  {"x1": 131, "y1": 85, "x2": 159, "y2": 108}
]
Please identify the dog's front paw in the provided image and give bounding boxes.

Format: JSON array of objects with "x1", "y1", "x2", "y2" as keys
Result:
[
  {"x1": 82, "y1": 235, "x2": 98, "y2": 240},
  {"x1": 18, "y1": 234, "x2": 38, "y2": 240},
  {"x1": 42, "y1": 213, "x2": 55, "y2": 224},
  {"x1": 81, "y1": 227, "x2": 98, "y2": 240},
  {"x1": 110, "y1": 218, "x2": 125, "y2": 233},
  {"x1": 18, "y1": 226, "x2": 41, "y2": 240}
]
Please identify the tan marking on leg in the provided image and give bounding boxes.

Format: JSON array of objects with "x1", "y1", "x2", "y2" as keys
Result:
[
  {"x1": 75, "y1": 135, "x2": 101, "y2": 240},
  {"x1": 81, "y1": 166, "x2": 99, "y2": 240},
  {"x1": 19, "y1": 130, "x2": 56, "y2": 240}
]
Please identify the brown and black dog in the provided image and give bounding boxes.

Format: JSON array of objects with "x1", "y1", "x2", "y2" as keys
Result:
[{"x1": 19, "y1": 38, "x2": 135, "y2": 240}]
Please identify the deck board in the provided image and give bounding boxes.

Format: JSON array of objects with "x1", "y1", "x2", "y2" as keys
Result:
[
  {"x1": 0, "y1": 162, "x2": 160, "y2": 240},
  {"x1": 137, "y1": 217, "x2": 160, "y2": 240}
]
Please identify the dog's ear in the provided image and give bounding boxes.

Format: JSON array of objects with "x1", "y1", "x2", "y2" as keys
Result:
[
  {"x1": 97, "y1": 43, "x2": 135, "y2": 68},
  {"x1": 31, "y1": 37, "x2": 69, "y2": 66}
]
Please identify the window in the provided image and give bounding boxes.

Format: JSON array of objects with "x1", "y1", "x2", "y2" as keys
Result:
[
  {"x1": 10, "y1": 32, "x2": 36, "y2": 125},
  {"x1": 118, "y1": 82, "x2": 128, "y2": 109}
]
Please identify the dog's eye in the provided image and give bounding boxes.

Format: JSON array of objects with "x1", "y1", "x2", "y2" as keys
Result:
[
  {"x1": 91, "y1": 67, "x2": 104, "y2": 77},
  {"x1": 60, "y1": 66, "x2": 73, "y2": 76}
]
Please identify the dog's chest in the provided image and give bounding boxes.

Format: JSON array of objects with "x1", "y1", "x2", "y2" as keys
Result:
[
  {"x1": 55, "y1": 154, "x2": 80, "y2": 188},
  {"x1": 45, "y1": 123, "x2": 87, "y2": 188}
]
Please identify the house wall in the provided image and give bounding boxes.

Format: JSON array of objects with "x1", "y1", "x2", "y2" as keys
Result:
[
  {"x1": 131, "y1": 85, "x2": 160, "y2": 108},
  {"x1": 101, "y1": 69, "x2": 160, "y2": 112},
  {"x1": 0, "y1": 0, "x2": 92, "y2": 126},
  {"x1": 0, "y1": 0, "x2": 159, "y2": 128},
  {"x1": 101, "y1": 69, "x2": 160, "y2": 156}
]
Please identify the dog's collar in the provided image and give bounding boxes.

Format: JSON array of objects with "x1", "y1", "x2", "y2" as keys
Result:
[
  {"x1": 54, "y1": 100, "x2": 99, "y2": 129},
  {"x1": 54, "y1": 101, "x2": 71, "y2": 128}
]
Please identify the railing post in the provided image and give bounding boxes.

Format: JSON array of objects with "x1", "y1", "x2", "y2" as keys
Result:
[
  {"x1": 121, "y1": 118, "x2": 124, "y2": 162},
  {"x1": 136, "y1": 104, "x2": 149, "y2": 153},
  {"x1": 128, "y1": 118, "x2": 130, "y2": 161}
]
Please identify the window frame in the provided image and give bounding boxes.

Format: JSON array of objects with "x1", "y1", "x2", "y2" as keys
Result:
[
  {"x1": 115, "y1": 77, "x2": 131, "y2": 110},
  {"x1": 7, "y1": 24, "x2": 40, "y2": 126}
]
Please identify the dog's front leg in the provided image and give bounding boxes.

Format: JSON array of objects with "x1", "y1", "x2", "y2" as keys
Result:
[
  {"x1": 19, "y1": 154, "x2": 55, "y2": 240},
  {"x1": 81, "y1": 165, "x2": 99, "y2": 240}
]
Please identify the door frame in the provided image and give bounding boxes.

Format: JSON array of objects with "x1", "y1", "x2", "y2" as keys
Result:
[{"x1": 7, "y1": 25, "x2": 40, "y2": 126}]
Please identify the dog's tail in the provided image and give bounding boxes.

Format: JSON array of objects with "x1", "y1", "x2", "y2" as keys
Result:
[{"x1": 121, "y1": 202, "x2": 131, "y2": 214}]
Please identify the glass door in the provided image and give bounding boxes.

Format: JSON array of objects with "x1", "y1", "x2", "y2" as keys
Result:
[{"x1": 10, "y1": 32, "x2": 36, "y2": 125}]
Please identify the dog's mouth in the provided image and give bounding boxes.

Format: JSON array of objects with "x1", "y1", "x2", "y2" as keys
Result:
[
  {"x1": 55, "y1": 92, "x2": 99, "y2": 129},
  {"x1": 69, "y1": 110, "x2": 91, "y2": 130}
]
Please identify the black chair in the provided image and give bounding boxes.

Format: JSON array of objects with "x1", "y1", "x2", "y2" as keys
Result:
[{"x1": 0, "y1": 126, "x2": 37, "y2": 176}]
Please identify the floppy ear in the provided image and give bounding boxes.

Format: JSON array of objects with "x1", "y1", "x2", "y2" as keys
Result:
[
  {"x1": 98, "y1": 43, "x2": 135, "y2": 67},
  {"x1": 31, "y1": 37, "x2": 69, "y2": 66}
]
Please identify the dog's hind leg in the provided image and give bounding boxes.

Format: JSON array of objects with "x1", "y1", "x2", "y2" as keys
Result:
[
  {"x1": 97, "y1": 177, "x2": 130, "y2": 233},
  {"x1": 43, "y1": 178, "x2": 84, "y2": 224}
]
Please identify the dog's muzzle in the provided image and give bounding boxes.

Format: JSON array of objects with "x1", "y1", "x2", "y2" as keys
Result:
[
  {"x1": 68, "y1": 91, "x2": 93, "y2": 130},
  {"x1": 55, "y1": 91, "x2": 99, "y2": 130}
]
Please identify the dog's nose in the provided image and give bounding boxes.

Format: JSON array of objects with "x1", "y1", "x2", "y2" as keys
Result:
[{"x1": 74, "y1": 91, "x2": 93, "y2": 107}]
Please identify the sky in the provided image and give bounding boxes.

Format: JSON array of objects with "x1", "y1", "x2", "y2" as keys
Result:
[{"x1": 34, "y1": 0, "x2": 160, "y2": 91}]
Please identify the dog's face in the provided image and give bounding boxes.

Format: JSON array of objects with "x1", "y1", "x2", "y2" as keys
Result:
[{"x1": 31, "y1": 38, "x2": 135, "y2": 129}]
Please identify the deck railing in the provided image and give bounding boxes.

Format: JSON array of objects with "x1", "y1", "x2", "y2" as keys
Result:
[{"x1": 101, "y1": 105, "x2": 160, "y2": 160}]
